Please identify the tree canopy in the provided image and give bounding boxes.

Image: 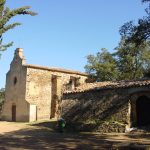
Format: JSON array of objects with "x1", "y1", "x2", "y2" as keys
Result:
[
  {"x1": 120, "y1": 0, "x2": 150, "y2": 45},
  {"x1": 85, "y1": 0, "x2": 150, "y2": 82},
  {"x1": 0, "y1": 88, "x2": 4, "y2": 112},
  {"x1": 85, "y1": 42, "x2": 150, "y2": 81},
  {"x1": 84, "y1": 48, "x2": 118, "y2": 81},
  {"x1": 0, "y1": 0, "x2": 37, "y2": 58},
  {"x1": 115, "y1": 40, "x2": 150, "y2": 80}
]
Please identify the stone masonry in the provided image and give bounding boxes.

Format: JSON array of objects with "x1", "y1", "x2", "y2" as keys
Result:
[
  {"x1": 62, "y1": 81, "x2": 150, "y2": 132},
  {"x1": 2, "y1": 48, "x2": 150, "y2": 133},
  {"x1": 1, "y1": 48, "x2": 87, "y2": 122}
]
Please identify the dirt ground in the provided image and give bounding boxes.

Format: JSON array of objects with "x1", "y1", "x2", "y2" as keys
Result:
[{"x1": 0, "y1": 121, "x2": 150, "y2": 150}]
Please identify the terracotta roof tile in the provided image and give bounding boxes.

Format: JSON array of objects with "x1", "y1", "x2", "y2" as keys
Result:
[{"x1": 64, "y1": 79, "x2": 150, "y2": 93}]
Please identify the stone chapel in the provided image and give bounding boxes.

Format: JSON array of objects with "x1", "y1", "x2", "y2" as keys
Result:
[
  {"x1": 2, "y1": 48, "x2": 150, "y2": 133},
  {"x1": 1, "y1": 48, "x2": 87, "y2": 122}
]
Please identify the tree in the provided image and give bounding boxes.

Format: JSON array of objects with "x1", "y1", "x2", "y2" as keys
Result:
[
  {"x1": 115, "y1": 40, "x2": 150, "y2": 80},
  {"x1": 85, "y1": 42, "x2": 150, "y2": 81},
  {"x1": 120, "y1": 0, "x2": 150, "y2": 45},
  {"x1": 0, "y1": 88, "x2": 5, "y2": 113},
  {"x1": 84, "y1": 48, "x2": 119, "y2": 81},
  {"x1": 118, "y1": 0, "x2": 150, "y2": 79},
  {"x1": 0, "y1": 0, "x2": 37, "y2": 58},
  {"x1": 85, "y1": 0, "x2": 150, "y2": 81},
  {"x1": 142, "y1": 0, "x2": 150, "y2": 2}
]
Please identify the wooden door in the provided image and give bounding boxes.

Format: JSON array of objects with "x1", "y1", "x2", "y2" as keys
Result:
[{"x1": 12, "y1": 105, "x2": 16, "y2": 121}]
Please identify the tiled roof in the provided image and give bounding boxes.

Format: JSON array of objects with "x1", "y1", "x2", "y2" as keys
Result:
[
  {"x1": 64, "y1": 79, "x2": 150, "y2": 93},
  {"x1": 24, "y1": 64, "x2": 88, "y2": 76}
]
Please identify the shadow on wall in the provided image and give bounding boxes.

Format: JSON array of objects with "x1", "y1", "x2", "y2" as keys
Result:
[{"x1": 62, "y1": 89, "x2": 129, "y2": 132}]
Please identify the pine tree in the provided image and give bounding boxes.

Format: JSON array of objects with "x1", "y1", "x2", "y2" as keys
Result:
[{"x1": 0, "y1": 0, "x2": 37, "y2": 58}]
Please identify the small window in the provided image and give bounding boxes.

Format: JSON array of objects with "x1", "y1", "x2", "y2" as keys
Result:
[
  {"x1": 65, "y1": 79, "x2": 74, "y2": 91},
  {"x1": 14, "y1": 77, "x2": 17, "y2": 85}
]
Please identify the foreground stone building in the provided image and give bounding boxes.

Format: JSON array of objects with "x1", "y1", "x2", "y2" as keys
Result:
[
  {"x1": 2, "y1": 48, "x2": 150, "y2": 133},
  {"x1": 1, "y1": 48, "x2": 87, "y2": 121},
  {"x1": 62, "y1": 81, "x2": 150, "y2": 132}
]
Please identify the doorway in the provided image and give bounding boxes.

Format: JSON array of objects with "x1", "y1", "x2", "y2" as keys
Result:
[
  {"x1": 136, "y1": 96, "x2": 150, "y2": 126},
  {"x1": 12, "y1": 105, "x2": 16, "y2": 122}
]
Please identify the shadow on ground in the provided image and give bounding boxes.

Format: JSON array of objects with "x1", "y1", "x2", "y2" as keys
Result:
[
  {"x1": 30, "y1": 120, "x2": 57, "y2": 131},
  {"x1": 0, "y1": 121, "x2": 150, "y2": 150}
]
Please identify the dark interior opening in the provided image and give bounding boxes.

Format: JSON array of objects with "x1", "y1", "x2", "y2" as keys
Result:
[
  {"x1": 12, "y1": 105, "x2": 16, "y2": 122},
  {"x1": 13, "y1": 77, "x2": 17, "y2": 85},
  {"x1": 136, "y1": 96, "x2": 150, "y2": 126}
]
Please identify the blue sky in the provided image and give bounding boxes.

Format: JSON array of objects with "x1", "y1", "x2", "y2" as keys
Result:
[{"x1": 0, "y1": 0, "x2": 147, "y2": 88}]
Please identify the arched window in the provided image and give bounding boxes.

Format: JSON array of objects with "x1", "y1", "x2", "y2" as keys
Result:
[{"x1": 13, "y1": 77, "x2": 17, "y2": 85}]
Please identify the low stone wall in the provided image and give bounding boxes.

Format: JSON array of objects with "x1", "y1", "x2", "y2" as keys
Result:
[
  {"x1": 70, "y1": 121, "x2": 126, "y2": 133},
  {"x1": 62, "y1": 88, "x2": 130, "y2": 133}
]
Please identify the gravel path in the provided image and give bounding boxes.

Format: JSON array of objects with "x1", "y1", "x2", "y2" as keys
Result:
[{"x1": 0, "y1": 121, "x2": 150, "y2": 150}]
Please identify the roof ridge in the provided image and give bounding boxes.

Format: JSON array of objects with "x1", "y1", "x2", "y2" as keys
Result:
[{"x1": 23, "y1": 64, "x2": 88, "y2": 76}]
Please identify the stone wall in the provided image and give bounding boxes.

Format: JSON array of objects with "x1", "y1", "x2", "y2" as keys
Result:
[
  {"x1": 129, "y1": 90, "x2": 150, "y2": 128},
  {"x1": 25, "y1": 66, "x2": 87, "y2": 121},
  {"x1": 2, "y1": 48, "x2": 87, "y2": 122},
  {"x1": 62, "y1": 88, "x2": 129, "y2": 132},
  {"x1": 2, "y1": 48, "x2": 29, "y2": 121},
  {"x1": 62, "y1": 86, "x2": 150, "y2": 133},
  {"x1": 26, "y1": 68, "x2": 52, "y2": 120},
  {"x1": 47, "y1": 70, "x2": 87, "y2": 92}
]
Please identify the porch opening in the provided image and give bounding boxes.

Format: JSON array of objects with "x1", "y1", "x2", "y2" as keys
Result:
[{"x1": 136, "y1": 96, "x2": 150, "y2": 126}]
